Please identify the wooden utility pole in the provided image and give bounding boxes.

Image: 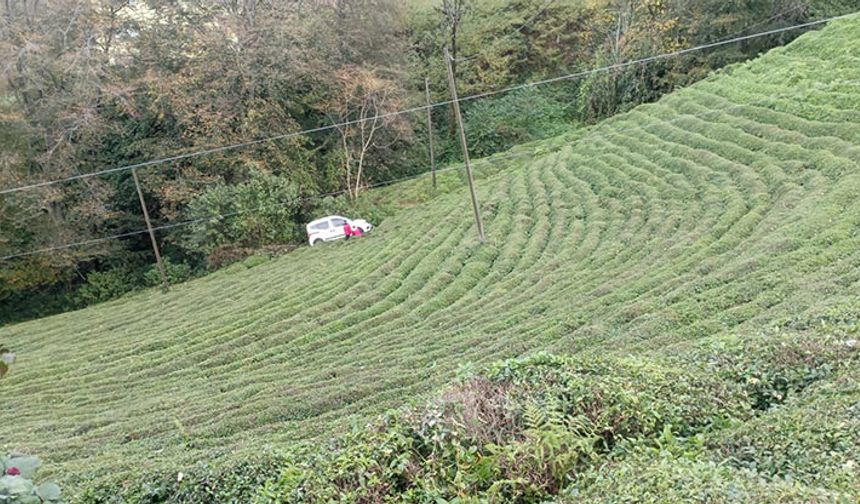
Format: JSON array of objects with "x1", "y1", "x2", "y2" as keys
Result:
[
  {"x1": 132, "y1": 168, "x2": 170, "y2": 292},
  {"x1": 424, "y1": 77, "x2": 437, "y2": 189},
  {"x1": 443, "y1": 47, "x2": 485, "y2": 243}
]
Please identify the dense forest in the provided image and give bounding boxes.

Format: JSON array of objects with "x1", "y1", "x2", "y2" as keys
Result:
[{"x1": 0, "y1": 0, "x2": 855, "y2": 321}]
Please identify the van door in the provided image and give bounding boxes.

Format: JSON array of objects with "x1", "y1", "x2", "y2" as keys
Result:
[
  {"x1": 309, "y1": 220, "x2": 331, "y2": 242},
  {"x1": 330, "y1": 217, "x2": 348, "y2": 239}
]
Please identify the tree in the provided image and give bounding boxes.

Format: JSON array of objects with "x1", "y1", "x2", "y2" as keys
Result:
[
  {"x1": 574, "y1": 0, "x2": 682, "y2": 122},
  {"x1": 328, "y1": 0, "x2": 409, "y2": 66},
  {"x1": 0, "y1": 0, "x2": 134, "y2": 290},
  {"x1": 323, "y1": 67, "x2": 408, "y2": 199},
  {"x1": 437, "y1": 0, "x2": 471, "y2": 78},
  {"x1": 1, "y1": 0, "x2": 854, "y2": 321}
]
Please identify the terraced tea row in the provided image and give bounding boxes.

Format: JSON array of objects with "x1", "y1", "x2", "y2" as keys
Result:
[{"x1": 2, "y1": 17, "x2": 859, "y2": 494}]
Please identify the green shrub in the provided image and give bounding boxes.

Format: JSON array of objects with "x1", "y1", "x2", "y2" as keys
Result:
[
  {"x1": 142, "y1": 259, "x2": 193, "y2": 288},
  {"x1": 713, "y1": 369, "x2": 860, "y2": 494},
  {"x1": 255, "y1": 353, "x2": 749, "y2": 503},
  {"x1": 463, "y1": 88, "x2": 575, "y2": 159},
  {"x1": 77, "y1": 453, "x2": 288, "y2": 504},
  {"x1": 483, "y1": 352, "x2": 749, "y2": 440},
  {"x1": 175, "y1": 171, "x2": 304, "y2": 256},
  {"x1": 563, "y1": 448, "x2": 851, "y2": 503},
  {"x1": 72, "y1": 258, "x2": 193, "y2": 305},
  {"x1": 74, "y1": 267, "x2": 144, "y2": 305},
  {"x1": 685, "y1": 331, "x2": 859, "y2": 410}
]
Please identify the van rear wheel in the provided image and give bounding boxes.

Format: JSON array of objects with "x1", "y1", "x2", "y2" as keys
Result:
[{"x1": 312, "y1": 239, "x2": 322, "y2": 247}]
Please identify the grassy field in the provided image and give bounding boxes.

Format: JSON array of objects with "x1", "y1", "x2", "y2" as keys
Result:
[{"x1": 2, "y1": 17, "x2": 860, "y2": 500}]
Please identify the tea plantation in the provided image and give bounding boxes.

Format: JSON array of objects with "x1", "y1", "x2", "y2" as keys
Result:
[{"x1": 2, "y1": 17, "x2": 860, "y2": 502}]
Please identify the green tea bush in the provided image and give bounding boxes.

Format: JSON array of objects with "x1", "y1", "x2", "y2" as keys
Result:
[
  {"x1": 255, "y1": 353, "x2": 750, "y2": 503},
  {"x1": 481, "y1": 352, "x2": 749, "y2": 440},
  {"x1": 562, "y1": 448, "x2": 850, "y2": 503},
  {"x1": 77, "y1": 453, "x2": 288, "y2": 504},
  {"x1": 686, "y1": 331, "x2": 859, "y2": 410},
  {"x1": 713, "y1": 369, "x2": 860, "y2": 494}
]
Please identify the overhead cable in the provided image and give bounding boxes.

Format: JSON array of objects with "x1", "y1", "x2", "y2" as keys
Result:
[{"x1": 1, "y1": 10, "x2": 855, "y2": 196}]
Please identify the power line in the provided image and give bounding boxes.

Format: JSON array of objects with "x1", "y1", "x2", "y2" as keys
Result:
[
  {"x1": 10, "y1": 64, "x2": 855, "y2": 263},
  {"x1": 456, "y1": 11, "x2": 858, "y2": 102},
  {"x1": 0, "y1": 10, "x2": 855, "y2": 197},
  {"x1": 554, "y1": 3, "x2": 816, "y2": 115},
  {"x1": 8, "y1": 67, "x2": 856, "y2": 263},
  {"x1": 0, "y1": 165, "x2": 462, "y2": 261},
  {"x1": 715, "y1": 2, "x2": 812, "y2": 42},
  {"x1": 2, "y1": 87, "x2": 812, "y2": 262}
]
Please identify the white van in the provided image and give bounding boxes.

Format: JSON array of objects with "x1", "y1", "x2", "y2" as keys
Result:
[{"x1": 306, "y1": 215, "x2": 373, "y2": 247}]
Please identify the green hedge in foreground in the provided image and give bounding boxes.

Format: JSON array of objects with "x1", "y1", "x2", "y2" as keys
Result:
[
  {"x1": 714, "y1": 369, "x2": 860, "y2": 496},
  {"x1": 75, "y1": 330, "x2": 858, "y2": 503},
  {"x1": 254, "y1": 353, "x2": 750, "y2": 503},
  {"x1": 560, "y1": 449, "x2": 852, "y2": 504}
]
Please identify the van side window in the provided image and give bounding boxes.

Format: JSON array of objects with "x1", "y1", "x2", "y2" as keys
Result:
[
  {"x1": 331, "y1": 218, "x2": 346, "y2": 227},
  {"x1": 311, "y1": 221, "x2": 330, "y2": 230}
]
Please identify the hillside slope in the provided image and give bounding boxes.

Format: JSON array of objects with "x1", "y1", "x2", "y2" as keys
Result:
[{"x1": 2, "y1": 17, "x2": 860, "y2": 497}]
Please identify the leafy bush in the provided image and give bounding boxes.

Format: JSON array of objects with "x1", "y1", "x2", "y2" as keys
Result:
[
  {"x1": 77, "y1": 452, "x2": 288, "y2": 504},
  {"x1": 175, "y1": 171, "x2": 304, "y2": 257},
  {"x1": 463, "y1": 88, "x2": 575, "y2": 159},
  {"x1": 142, "y1": 258, "x2": 193, "y2": 288},
  {"x1": 487, "y1": 352, "x2": 750, "y2": 438},
  {"x1": 74, "y1": 267, "x2": 145, "y2": 306},
  {"x1": 685, "y1": 331, "x2": 859, "y2": 410},
  {"x1": 713, "y1": 369, "x2": 860, "y2": 494},
  {"x1": 72, "y1": 259, "x2": 193, "y2": 306},
  {"x1": 563, "y1": 448, "x2": 850, "y2": 503},
  {"x1": 254, "y1": 353, "x2": 749, "y2": 503}
]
